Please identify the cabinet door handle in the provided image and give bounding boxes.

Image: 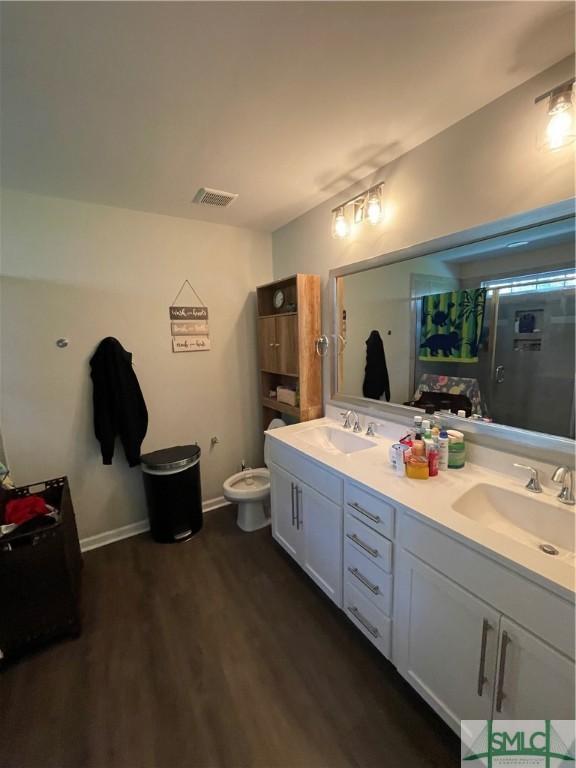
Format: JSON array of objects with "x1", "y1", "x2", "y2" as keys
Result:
[
  {"x1": 495, "y1": 630, "x2": 510, "y2": 713},
  {"x1": 477, "y1": 618, "x2": 493, "y2": 697},
  {"x1": 274, "y1": 343, "x2": 280, "y2": 347},
  {"x1": 348, "y1": 605, "x2": 379, "y2": 638},
  {"x1": 347, "y1": 566, "x2": 380, "y2": 595},
  {"x1": 296, "y1": 487, "x2": 303, "y2": 529},
  {"x1": 346, "y1": 532, "x2": 379, "y2": 558},
  {"x1": 290, "y1": 482, "x2": 296, "y2": 527},
  {"x1": 348, "y1": 502, "x2": 381, "y2": 524},
  {"x1": 269, "y1": 342, "x2": 275, "y2": 347}
]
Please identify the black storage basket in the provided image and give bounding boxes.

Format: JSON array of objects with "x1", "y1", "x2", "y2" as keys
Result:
[{"x1": 0, "y1": 477, "x2": 82, "y2": 663}]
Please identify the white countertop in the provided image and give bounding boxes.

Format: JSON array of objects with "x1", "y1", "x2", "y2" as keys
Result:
[{"x1": 266, "y1": 416, "x2": 576, "y2": 600}]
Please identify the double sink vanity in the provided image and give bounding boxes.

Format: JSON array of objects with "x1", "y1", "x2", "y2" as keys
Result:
[{"x1": 264, "y1": 406, "x2": 576, "y2": 733}]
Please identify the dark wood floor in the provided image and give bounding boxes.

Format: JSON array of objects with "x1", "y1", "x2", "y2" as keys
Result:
[{"x1": 1, "y1": 506, "x2": 459, "y2": 768}]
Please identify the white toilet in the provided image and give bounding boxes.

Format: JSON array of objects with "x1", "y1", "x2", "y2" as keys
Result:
[{"x1": 223, "y1": 418, "x2": 286, "y2": 531}]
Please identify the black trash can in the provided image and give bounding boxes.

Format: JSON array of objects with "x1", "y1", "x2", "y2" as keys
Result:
[{"x1": 141, "y1": 445, "x2": 202, "y2": 543}]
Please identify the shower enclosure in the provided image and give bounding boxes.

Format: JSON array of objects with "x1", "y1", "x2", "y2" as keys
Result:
[{"x1": 486, "y1": 284, "x2": 575, "y2": 438}]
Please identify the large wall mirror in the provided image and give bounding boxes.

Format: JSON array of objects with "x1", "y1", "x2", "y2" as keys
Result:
[{"x1": 331, "y1": 204, "x2": 575, "y2": 450}]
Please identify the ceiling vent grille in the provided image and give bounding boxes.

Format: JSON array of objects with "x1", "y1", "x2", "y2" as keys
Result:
[{"x1": 193, "y1": 187, "x2": 239, "y2": 208}]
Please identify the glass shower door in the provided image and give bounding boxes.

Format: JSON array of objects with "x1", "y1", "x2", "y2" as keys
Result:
[{"x1": 489, "y1": 287, "x2": 575, "y2": 438}]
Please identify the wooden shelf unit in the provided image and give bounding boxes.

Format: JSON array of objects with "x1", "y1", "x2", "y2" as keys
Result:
[{"x1": 256, "y1": 274, "x2": 323, "y2": 424}]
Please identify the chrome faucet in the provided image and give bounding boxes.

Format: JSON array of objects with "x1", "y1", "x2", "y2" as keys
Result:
[
  {"x1": 341, "y1": 410, "x2": 353, "y2": 429},
  {"x1": 366, "y1": 422, "x2": 377, "y2": 437},
  {"x1": 552, "y1": 466, "x2": 575, "y2": 505},
  {"x1": 340, "y1": 410, "x2": 362, "y2": 432},
  {"x1": 513, "y1": 463, "x2": 542, "y2": 493}
]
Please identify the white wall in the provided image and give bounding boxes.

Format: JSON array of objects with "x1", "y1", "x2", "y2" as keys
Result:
[
  {"x1": 0, "y1": 190, "x2": 272, "y2": 538},
  {"x1": 341, "y1": 255, "x2": 458, "y2": 402},
  {"x1": 272, "y1": 57, "x2": 575, "y2": 400}
]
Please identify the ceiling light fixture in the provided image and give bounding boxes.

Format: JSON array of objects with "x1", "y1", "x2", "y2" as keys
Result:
[
  {"x1": 331, "y1": 182, "x2": 385, "y2": 239},
  {"x1": 535, "y1": 79, "x2": 575, "y2": 151}
]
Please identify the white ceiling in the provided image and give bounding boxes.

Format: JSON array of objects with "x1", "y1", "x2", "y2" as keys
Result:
[{"x1": 1, "y1": 1, "x2": 574, "y2": 232}]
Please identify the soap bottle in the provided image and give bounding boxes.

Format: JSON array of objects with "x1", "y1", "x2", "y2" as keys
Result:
[
  {"x1": 422, "y1": 420, "x2": 434, "y2": 456},
  {"x1": 428, "y1": 442, "x2": 439, "y2": 477},
  {"x1": 437, "y1": 429, "x2": 449, "y2": 471},
  {"x1": 412, "y1": 432, "x2": 425, "y2": 457},
  {"x1": 411, "y1": 414, "x2": 423, "y2": 441}
]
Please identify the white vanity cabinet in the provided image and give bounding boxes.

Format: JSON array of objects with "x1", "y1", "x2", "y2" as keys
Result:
[
  {"x1": 266, "y1": 427, "x2": 575, "y2": 735},
  {"x1": 394, "y1": 512, "x2": 576, "y2": 730},
  {"x1": 493, "y1": 617, "x2": 576, "y2": 720},
  {"x1": 269, "y1": 462, "x2": 343, "y2": 607},
  {"x1": 395, "y1": 550, "x2": 501, "y2": 731}
]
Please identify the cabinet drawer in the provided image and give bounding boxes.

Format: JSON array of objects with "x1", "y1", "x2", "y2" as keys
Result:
[
  {"x1": 345, "y1": 543, "x2": 393, "y2": 616},
  {"x1": 345, "y1": 513, "x2": 392, "y2": 573},
  {"x1": 344, "y1": 581, "x2": 392, "y2": 659},
  {"x1": 345, "y1": 482, "x2": 395, "y2": 539}
]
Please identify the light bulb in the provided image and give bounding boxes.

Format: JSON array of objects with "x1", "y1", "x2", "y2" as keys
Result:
[
  {"x1": 332, "y1": 207, "x2": 349, "y2": 239},
  {"x1": 366, "y1": 193, "x2": 382, "y2": 225},
  {"x1": 546, "y1": 108, "x2": 574, "y2": 150}
]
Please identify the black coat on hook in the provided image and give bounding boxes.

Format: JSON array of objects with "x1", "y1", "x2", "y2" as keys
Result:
[
  {"x1": 89, "y1": 337, "x2": 148, "y2": 466},
  {"x1": 363, "y1": 330, "x2": 391, "y2": 402}
]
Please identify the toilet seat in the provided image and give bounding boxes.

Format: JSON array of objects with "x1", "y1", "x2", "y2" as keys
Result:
[{"x1": 223, "y1": 468, "x2": 270, "y2": 502}]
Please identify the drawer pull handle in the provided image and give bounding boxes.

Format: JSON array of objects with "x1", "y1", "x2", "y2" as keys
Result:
[
  {"x1": 290, "y1": 482, "x2": 297, "y2": 527},
  {"x1": 348, "y1": 566, "x2": 380, "y2": 595},
  {"x1": 495, "y1": 630, "x2": 510, "y2": 713},
  {"x1": 348, "y1": 605, "x2": 379, "y2": 638},
  {"x1": 346, "y1": 533, "x2": 379, "y2": 558},
  {"x1": 477, "y1": 618, "x2": 493, "y2": 697},
  {"x1": 348, "y1": 502, "x2": 381, "y2": 524}
]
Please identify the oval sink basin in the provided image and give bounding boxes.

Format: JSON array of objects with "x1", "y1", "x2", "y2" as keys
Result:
[
  {"x1": 452, "y1": 483, "x2": 575, "y2": 558},
  {"x1": 296, "y1": 426, "x2": 376, "y2": 455}
]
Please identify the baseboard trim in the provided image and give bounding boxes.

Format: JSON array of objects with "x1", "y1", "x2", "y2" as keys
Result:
[
  {"x1": 80, "y1": 520, "x2": 150, "y2": 552},
  {"x1": 202, "y1": 495, "x2": 228, "y2": 513},
  {"x1": 79, "y1": 495, "x2": 231, "y2": 552}
]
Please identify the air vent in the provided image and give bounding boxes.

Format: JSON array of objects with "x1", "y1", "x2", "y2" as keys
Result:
[{"x1": 192, "y1": 187, "x2": 239, "y2": 208}]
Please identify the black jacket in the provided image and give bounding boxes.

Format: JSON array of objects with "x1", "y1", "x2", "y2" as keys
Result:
[
  {"x1": 89, "y1": 338, "x2": 148, "y2": 466},
  {"x1": 362, "y1": 330, "x2": 391, "y2": 402}
]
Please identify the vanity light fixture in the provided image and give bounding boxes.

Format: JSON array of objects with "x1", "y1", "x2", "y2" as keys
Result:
[
  {"x1": 331, "y1": 182, "x2": 385, "y2": 239},
  {"x1": 366, "y1": 186, "x2": 383, "y2": 225},
  {"x1": 332, "y1": 206, "x2": 350, "y2": 239},
  {"x1": 535, "y1": 78, "x2": 575, "y2": 151}
]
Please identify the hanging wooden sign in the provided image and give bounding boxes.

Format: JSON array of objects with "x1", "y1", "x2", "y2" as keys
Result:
[{"x1": 169, "y1": 282, "x2": 210, "y2": 352}]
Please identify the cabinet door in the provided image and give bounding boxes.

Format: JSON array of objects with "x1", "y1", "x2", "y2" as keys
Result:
[
  {"x1": 395, "y1": 551, "x2": 499, "y2": 734},
  {"x1": 258, "y1": 317, "x2": 278, "y2": 372},
  {"x1": 493, "y1": 617, "x2": 575, "y2": 720},
  {"x1": 276, "y1": 315, "x2": 299, "y2": 375},
  {"x1": 300, "y1": 483, "x2": 342, "y2": 607},
  {"x1": 270, "y1": 464, "x2": 301, "y2": 561}
]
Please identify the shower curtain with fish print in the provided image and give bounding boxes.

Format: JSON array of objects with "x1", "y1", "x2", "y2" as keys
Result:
[{"x1": 419, "y1": 288, "x2": 487, "y2": 362}]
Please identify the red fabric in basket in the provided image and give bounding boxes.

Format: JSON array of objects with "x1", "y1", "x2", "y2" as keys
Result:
[{"x1": 5, "y1": 495, "x2": 49, "y2": 526}]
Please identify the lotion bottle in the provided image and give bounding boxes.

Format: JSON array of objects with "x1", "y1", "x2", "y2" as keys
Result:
[{"x1": 437, "y1": 429, "x2": 449, "y2": 470}]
